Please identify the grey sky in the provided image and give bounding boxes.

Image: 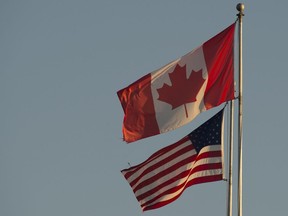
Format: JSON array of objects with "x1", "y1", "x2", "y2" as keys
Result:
[{"x1": 1, "y1": 1, "x2": 287, "y2": 216}]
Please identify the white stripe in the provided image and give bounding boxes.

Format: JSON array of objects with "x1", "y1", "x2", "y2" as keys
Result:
[
  {"x1": 221, "y1": 111, "x2": 225, "y2": 179},
  {"x1": 199, "y1": 144, "x2": 221, "y2": 153},
  {"x1": 187, "y1": 162, "x2": 223, "y2": 182},
  {"x1": 192, "y1": 154, "x2": 222, "y2": 169}
]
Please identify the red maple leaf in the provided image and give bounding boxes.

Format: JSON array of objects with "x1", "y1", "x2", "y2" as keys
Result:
[{"x1": 157, "y1": 64, "x2": 205, "y2": 117}]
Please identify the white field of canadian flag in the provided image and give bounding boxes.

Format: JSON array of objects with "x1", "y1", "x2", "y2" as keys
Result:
[{"x1": 151, "y1": 46, "x2": 208, "y2": 134}]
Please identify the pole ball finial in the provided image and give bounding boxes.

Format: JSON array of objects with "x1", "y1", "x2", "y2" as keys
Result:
[{"x1": 236, "y1": 3, "x2": 245, "y2": 12}]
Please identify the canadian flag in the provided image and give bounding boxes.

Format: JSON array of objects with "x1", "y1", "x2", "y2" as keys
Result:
[{"x1": 118, "y1": 23, "x2": 235, "y2": 143}]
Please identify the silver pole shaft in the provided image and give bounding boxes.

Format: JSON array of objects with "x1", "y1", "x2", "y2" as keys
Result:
[
  {"x1": 236, "y1": 3, "x2": 244, "y2": 216},
  {"x1": 227, "y1": 100, "x2": 234, "y2": 216}
]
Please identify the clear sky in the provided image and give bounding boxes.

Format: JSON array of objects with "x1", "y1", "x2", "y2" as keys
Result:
[{"x1": 1, "y1": 1, "x2": 287, "y2": 216}]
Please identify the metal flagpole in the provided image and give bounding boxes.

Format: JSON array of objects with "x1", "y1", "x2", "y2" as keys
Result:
[
  {"x1": 236, "y1": 3, "x2": 244, "y2": 216},
  {"x1": 227, "y1": 100, "x2": 234, "y2": 216}
]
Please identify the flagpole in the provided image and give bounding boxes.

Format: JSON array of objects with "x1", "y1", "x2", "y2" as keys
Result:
[
  {"x1": 227, "y1": 100, "x2": 234, "y2": 216},
  {"x1": 236, "y1": 3, "x2": 244, "y2": 216}
]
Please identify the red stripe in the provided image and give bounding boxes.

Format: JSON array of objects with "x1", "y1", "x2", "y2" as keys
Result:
[
  {"x1": 186, "y1": 173, "x2": 223, "y2": 187},
  {"x1": 195, "y1": 150, "x2": 222, "y2": 161},
  {"x1": 192, "y1": 162, "x2": 222, "y2": 173},
  {"x1": 142, "y1": 189, "x2": 184, "y2": 211}
]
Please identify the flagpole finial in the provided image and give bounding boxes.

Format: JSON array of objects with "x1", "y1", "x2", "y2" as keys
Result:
[{"x1": 236, "y1": 3, "x2": 245, "y2": 15}]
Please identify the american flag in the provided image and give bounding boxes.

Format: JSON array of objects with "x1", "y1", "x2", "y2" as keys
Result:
[{"x1": 121, "y1": 109, "x2": 224, "y2": 211}]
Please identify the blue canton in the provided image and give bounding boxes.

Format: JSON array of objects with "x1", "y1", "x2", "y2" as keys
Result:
[{"x1": 188, "y1": 109, "x2": 223, "y2": 153}]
